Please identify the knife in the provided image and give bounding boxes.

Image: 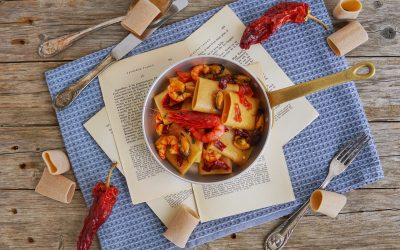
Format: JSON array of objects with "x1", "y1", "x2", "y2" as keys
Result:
[{"x1": 53, "y1": 0, "x2": 189, "y2": 110}]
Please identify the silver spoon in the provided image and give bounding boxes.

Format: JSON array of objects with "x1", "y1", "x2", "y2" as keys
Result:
[
  {"x1": 265, "y1": 133, "x2": 371, "y2": 250},
  {"x1": 38, "y1": 0, "x2": 173, "y2": 58}
]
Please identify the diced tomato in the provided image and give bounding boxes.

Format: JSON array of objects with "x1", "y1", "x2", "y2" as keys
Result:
[
  {"x1": 202, "y1": 160, "x2": 230, "y2": 172},
  {"x1": 237, "y1": 84, "x2": 253, "y2": 110},
  {"x1": 238, "y1": 84, "x2": 253, "y2": 96},
  {"x1": 234, "y1": 104, "x2": 242, "y2": 122},
  {"x1": 241, "y1": 96, "x2": 253, "y2": 110},
  {"x1": 177, "y1": 71, "x2": 192, "y2": 83}
]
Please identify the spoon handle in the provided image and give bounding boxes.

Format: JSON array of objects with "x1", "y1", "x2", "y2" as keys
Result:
[
  {"x1": 53, "y1": 54, "x2": 115, "y2": 110},
  {"x1": 38, "y1": 16, "x2": 125, "y2": 58},
  {"x1": 265, "y1": 201, "x2": 311, "y2": 250}
]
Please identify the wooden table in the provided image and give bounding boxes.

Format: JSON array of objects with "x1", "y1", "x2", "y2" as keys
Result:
[{"x1": 0, "y1": 0, "x2": 398, "y2": 249}]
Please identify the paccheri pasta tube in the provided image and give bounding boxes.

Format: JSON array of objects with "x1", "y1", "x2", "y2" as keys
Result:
[
  {"x1": 166, "y1": 130, "x2": 203, "y2": 175},
  {"x1": 164, "y1": 205, "x2": 200, "y2": 248},
  {"x1": 192, "y1": 78, "x2": 239, "y2": 114},
  {"x1": 121, "y1": 0, "x2": 161, "y2": 36},
  {"x1": 333, "y1": 0, "x2": 362, "y2": 20},
  {"x1": 221, "y1": 91, "x2": 259, "y2": 130},
  {"x1": 154, "y1": 89, "x2": 169, "y2": 119},
  {"x1": 310, "y1": 189, "x2": 347, "y2": 218},
  {"x1": 42, "y1": 150, "x2": 71, "y2": 175},
  {"x1": 327, "y1": 21, "x2": 368, "y2": 56},
  {"x1": 35, "y1": 168, "x2": 76, "y2": 203},
  {"x1": 209, "y1": 130, "x2": 253, "y2": 165}
]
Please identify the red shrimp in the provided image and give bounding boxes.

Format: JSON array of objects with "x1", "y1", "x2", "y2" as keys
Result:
[
  {"x1": 167, "y1": 111, "x2": 221, "y2": 129},
  {"x1": 167, "y1": 111, "x2": 225, "y2": 143},
  {"x1": 189, "y1": 124, "x2": 225, "y2": 143}
]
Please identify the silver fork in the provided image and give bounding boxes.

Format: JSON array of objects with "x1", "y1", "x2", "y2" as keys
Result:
[{"x1": 265, "y1": 133, "x2": 371, "y2": 250}]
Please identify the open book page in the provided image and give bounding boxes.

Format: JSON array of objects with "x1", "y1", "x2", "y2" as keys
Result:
[
  {"x1": 184, "y1": 6, "x2": 319, "y2": 222},
  {"x1": 186, "y1": 6, "x2": 318, "y2": 145},
  {"x1": 98, "y1": 42, "x2": 192, "y2": 204},
  {"x1": 84, "y1": 109, "x2": 197, "y2": 225}
]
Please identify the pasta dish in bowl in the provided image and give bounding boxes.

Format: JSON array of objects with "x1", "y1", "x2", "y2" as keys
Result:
[{"x1": 143, "y1": 56, "x2": 271, "y2": 184}]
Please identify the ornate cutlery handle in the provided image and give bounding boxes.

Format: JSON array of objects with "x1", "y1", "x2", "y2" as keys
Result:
[
  {"x1": 53, "y1": 54, "x2": 115, "y2": 110},
  {"x1": 38, "y1": 16, "x2": 125, "y2": 58},
  {"x1": 265, "y1": 177, "x2": 332, "y2": 250},
  {"x1": 265, "y1": 200, "x2": 311, "y2": 250}
]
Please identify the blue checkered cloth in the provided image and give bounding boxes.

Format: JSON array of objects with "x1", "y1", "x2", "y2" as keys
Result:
[{"x1": 45, "y1": 0, "x2": 383, "y2": 249}]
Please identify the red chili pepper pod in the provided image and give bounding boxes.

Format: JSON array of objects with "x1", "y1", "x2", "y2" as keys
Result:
[
  {"x1": 77, "y1": 163, "x2": 119, "y2": 250},
  {"x1": 240, "y1": 2, "x2": 329, "y2": 49}
]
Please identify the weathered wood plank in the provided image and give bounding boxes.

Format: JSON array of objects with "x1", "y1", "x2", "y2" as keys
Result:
[
  {"x1": 0, "y1": 57, "x2": 398, "y2": 126},
  {"x1": 348, "y1": 57, "x2": 400, "y2": 122},
  {"x1": 0, "y1": 93, "x2": 56, "y2": 126},
  {"x1": 0, "y1": 190, "x2": 398, "y2": 250},
  {"x1": 0, "y1": 61, "x2": 61, "y2": 125},
  {"x1": 0, "y1": 61, "x2": 61, "y2": 94},
  {"x1": 0, "y1": 152, "x2": 76, "y2": 190},
  {"x1": 0, "y1": 0, "x2": 398, "y2": 62},
  {"x1": 0, "y1": 191, "x2": 100, "y2": 250},
  {"x1": 0, "y1": 127, "x2": 64, "y2": 154},
  {"x1": 196, "y1": 210, "x2": 400, "y2": 250}
]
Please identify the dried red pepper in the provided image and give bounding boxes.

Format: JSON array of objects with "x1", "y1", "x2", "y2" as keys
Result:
[
  {"x1": 240, "y1": 2, "x2": 329, "y2": 49},
  {"x1": 77, "y1": 163, "x2": 119, "y2": 250}
]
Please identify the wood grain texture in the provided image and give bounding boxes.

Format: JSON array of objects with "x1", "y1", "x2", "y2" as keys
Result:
[
  {"x1": 0, "y1": 189, "x2": 398, "y2": 250},
  {"x1": 0, "y1": 0, "x2": 398, "y2": 62},
  {"x1": 0, "y1": 0, "x2": 399, "y2": 249}
]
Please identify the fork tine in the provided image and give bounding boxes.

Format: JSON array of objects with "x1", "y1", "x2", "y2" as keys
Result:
[
  {"x1": 343, "y1": 136, "x2": 371, "y2": 165},
  {"x1": 339, "y1": 133, "x2": 368, "y2": 163},
  {"x1": 338, "y1": 133, "x2": 369, "y2": 162},
  {"x1": 336, "y1": 133, "x2": 366, "y2": 161}
]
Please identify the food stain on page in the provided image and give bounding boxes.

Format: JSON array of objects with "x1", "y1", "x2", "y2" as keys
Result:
[{"x1": 152, "y1": 63, "x2": 265, "y2": 176}]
